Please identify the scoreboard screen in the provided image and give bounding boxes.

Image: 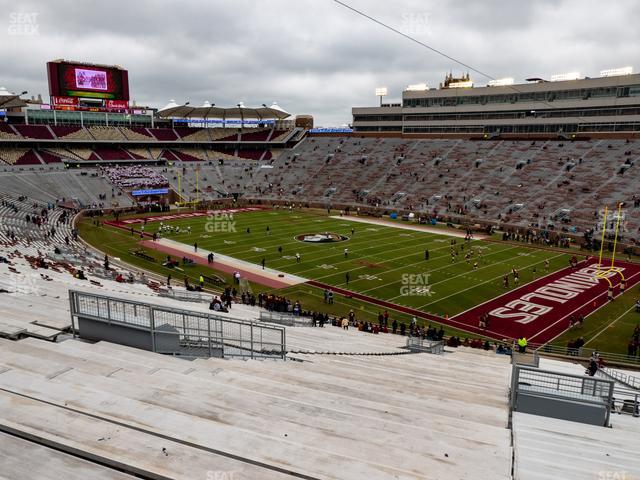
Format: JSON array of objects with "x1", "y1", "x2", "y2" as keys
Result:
[{"x1": 47, "y1": 61, "x2": 129, "y2": 100}]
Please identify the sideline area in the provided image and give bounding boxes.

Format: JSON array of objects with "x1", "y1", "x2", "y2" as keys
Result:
[
  {"x1": 329, "y1": 215, "x2": 489, "y2": 239},
  {"x1": 141, "y1": 237, "x2": 309, "y2": 289}
]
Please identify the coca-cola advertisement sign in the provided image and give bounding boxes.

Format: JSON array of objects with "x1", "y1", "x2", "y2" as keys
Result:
[{"x1": 52, "y1": 96, "x2": 78, "y2": 106}]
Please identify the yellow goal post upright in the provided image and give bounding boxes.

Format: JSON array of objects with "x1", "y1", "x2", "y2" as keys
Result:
[{"x1": 596, "y1": 203, "x2": 626, "y2": 288}]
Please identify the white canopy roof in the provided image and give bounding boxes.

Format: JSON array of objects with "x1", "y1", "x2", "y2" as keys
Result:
[
  {"x1": 157, "y1": 100, "x2": 290, "y2": 120},
  {"x1": 0, "y1": 87, "x2": 27, "y2": 109}
]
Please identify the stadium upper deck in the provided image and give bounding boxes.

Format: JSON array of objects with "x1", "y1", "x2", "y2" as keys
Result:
[{"x1": 353, "y1": 70, "x2": 640, "y2": 135}]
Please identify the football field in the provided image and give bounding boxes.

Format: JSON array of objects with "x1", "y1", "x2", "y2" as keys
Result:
[{"x1": 106, "y1": 209, "x2": 583, "y2": 334}]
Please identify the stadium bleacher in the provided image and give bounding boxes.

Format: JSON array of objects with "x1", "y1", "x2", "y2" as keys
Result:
[
  {"x1": 0, "y1": 131, "x2": 638, "y2": 236},
  {"x1": 13, "y1": 124, "x2": 54, "y2": 139}
]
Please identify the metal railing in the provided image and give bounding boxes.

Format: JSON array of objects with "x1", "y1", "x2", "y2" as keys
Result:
[
  {"x1": 69, "y1": 290, "x2": 286, "y2": 360},
  {"x1": 599, "y1": 367, "x2": 640, "y2": 391},
  {"x1": 259, "y1": 311, "x2": 314, "y2": 327},
  {"x1": 511, "y1": 350, "x2": 540, "y2": 367},
  {"x1": 406, "y1": 336, "x2": 444, "y2": 354},
  {"x1": 511, "y1": 364, "x2": 615, "y2": 425},
  {"x1": 530, "y1": 342, "x2": 640, "y2": 367},
  {"x1": 610, "y1": 387, "x2": 640, "y2": 417},
  {"x1": 158, "y1": 288, "x2": 210, "y2": 304}
]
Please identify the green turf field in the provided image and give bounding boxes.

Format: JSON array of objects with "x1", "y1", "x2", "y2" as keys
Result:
[{"x1": 79, "y1": 208, "x2": 640, "y2": 355}]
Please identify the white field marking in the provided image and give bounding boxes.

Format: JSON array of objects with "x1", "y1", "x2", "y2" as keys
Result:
[
  {"x1": 379, "y1": 247, "x2": 540, "y2": 303},
  {"x1": 447, "y1": 259, "x2": 575, "y2": 319},
  {"x1": 583, "y1": 304, "x2": 637, "y2": 346},
  {"x1": 166, "y1": 212, "x2": 502, "y2": 283},
  {"x1": 535, "y1": 268, "x2": 640, "y2": 344},
  {"x1": 162, "y1": 209, "x2": 413, "y2": 264},
  {"x1": 307, "y1": 239, "x2": 506, "y2": 282},
  {"x1": 416, "y1": 253, "x2": 567, "y2": 310},
  {"x1": 330, "y1": 215, "x2": 488, "y2": 239},
  {"x1": 248, "y1": 226, "x2": 461, "y2": 275},
  {"x1": 211, "y1": 217, "x2": 433, "y2": 258},
  {"x1": 247, "y1": 228, "x2": 444, "y2": 271},
  {"x1": 356, "y1": 244, "x2": 523, "y2": 296}
]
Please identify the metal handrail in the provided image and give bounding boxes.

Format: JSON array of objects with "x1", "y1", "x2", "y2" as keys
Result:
[
  {"x1": 68, "y1": 289, "x2": 286, "y2": 360},
  {"x1": 530, "y1": 342, "x2": 640, "y2": 366},
  {"x1": 600, "y1": 367, "x2": 640, "y2": 390}
]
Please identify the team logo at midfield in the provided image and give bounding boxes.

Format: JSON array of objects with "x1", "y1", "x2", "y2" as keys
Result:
[{"x1": 295, "y1": 232, "x2": 348, "y2": 243}]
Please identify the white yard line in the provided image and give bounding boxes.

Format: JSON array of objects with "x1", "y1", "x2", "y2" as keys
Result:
[
  {"x1": 529, "y1": 269, "x2": 640, "y2": 343},
  {"x1": 583, "y1": 304, "x2": 637, "y2": 347},
  {"x1": 417, "y1": 253, "x2": 568, "y2": 309},
  {"x1": 363, "y1": 245, "x2": 521, "y2": 296},
  {"x1": 330, "y1": 215, "x2": 488, "y2": 240}
]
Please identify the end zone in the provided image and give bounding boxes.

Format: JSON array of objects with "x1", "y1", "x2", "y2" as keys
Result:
[{"x1": 450, "y1": 258, "x2": 640, "y2": 344}]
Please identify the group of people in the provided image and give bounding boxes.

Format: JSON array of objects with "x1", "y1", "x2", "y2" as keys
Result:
[
  {"x1": 101, "y1": 165, "x2": 169, "y2": 189},
  {"x1": 258, "y1": 293, "x2": 303, "y2": 315},
  {"x1": 626, "y1": 324, "x2": 640, "y2": 358},
  {"x1": 502, "y1": 264, "x2": 526, "y2": 289},
  {"x1": 501, "y1": 229, "x2": 571, "y2": 249}
]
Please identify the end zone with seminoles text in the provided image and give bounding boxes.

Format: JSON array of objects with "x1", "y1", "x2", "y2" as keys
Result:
[{"x1": 450, "y1": 258, "x2": 640, "y2": 344}]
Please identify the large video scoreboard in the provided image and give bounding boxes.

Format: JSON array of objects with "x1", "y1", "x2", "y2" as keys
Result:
[{"x1": 47, "y1": 60, "x2": 130, "y2": 107}]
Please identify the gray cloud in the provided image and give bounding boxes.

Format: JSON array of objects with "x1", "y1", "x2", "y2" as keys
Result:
[{"x1": 1, "y1": 0, "x2": 637, "y2": 126}]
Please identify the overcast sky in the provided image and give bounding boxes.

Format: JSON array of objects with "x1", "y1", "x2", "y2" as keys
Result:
[{"x1": 1, "y1": 0, "x2": 638, "y2": 126}]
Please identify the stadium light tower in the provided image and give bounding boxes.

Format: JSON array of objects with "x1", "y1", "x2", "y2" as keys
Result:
[
  {"x1": 375, "y1": 87, "x2": 388, "y2": 106},
  {"x1": 237, "y1": 103, "x2": 244, "y2": 128}
]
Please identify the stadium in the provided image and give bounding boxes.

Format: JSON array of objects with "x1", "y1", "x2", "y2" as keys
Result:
[{"x1": 1, "y1": 2, "x2": 640, "y2": 480}]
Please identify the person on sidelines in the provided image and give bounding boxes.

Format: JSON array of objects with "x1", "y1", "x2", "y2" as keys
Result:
[{"x1": 517, "y1": 337, "x2": 527, "y2": 353}]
